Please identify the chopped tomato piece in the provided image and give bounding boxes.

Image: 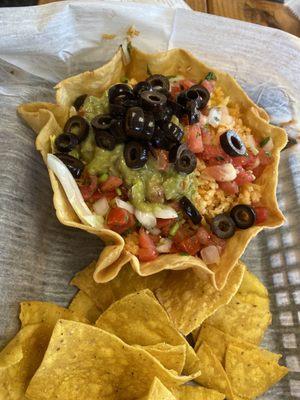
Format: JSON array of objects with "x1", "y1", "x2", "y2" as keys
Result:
[
  {"x1": 138, "y1": 247, "x2": 158, "y2": 262},
  {"x1": 232, "y1": 156, "x2": 249, "y2": 168},
  {"x1": 201, "y1": 144, "x2": 231, "y2": 163},
  {"x1": 186, "y1": 123, "x2": 204, "y2": 154},
  {"x1": 178, "y1": 79, "x2": 195, "y2": 90},
  {"x1": 218, "y1": 181, "x2": 239, "y2": 195},
  {"x1": 149, "y1": 234, "x2": 160, "y2": 245},
  {"x1": 254, "y1": 207, "x2": 269, "y2": 224},
  {"x1": 79, "y1": 175, "x2": 98, "y2": 200},
  {"x1": 201, "y1": 79, "x2": 216, "y2": 93},
  {"x1": 170, "y1": 84, "x2": 181, "y2": 98},
  {"x1": 234, "y1": 167, "x2": 255, "y2": 186},
  {"x1": 210, "y1": 234, "x2": 226, "y2": 250},
  {"x1": 173, "y1": 225, "x2": 193, "y2": 245},
  {"x1": 101, "y1": 176, "x2": 123, "y2": 192},
  {"x1": 195, "y1": 226, "x2": 211, "y2": 246},
  {"x1": 88, "y1": 190, "x2": 103, "y2": 203},
  {"x1": 178, "y1": 234, "x2": 201, "y2": 256},
  {"x1": 253, "y1": 149, "x2": 273, "y2": 178},
  {"x1": 201, "y1": 126, "x2": 213, "y2": 146},
  {"x1": 155, "y1": 149, "x2": 169, "y2": 171},
  {"x1": 156, "y1": 218, "x2": 175, "y2": 236},
  {"x1": 107, "y1": 207, "x2": 135, "y2": 234},
  {"x1": 138, "y1": 228, "x2": 158, "y2": 262}
]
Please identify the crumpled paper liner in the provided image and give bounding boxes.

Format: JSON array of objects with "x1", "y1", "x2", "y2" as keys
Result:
[{"x1": 18, "y1": 46, "x2": 287, "y2": 290}]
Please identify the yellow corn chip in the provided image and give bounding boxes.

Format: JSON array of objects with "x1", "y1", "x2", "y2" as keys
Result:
[
  {"x1": 196, "y1": 325, "x2": 281, "y2": 364},
  {"x1": 20, "y1": 301, "x2": 89, "y2": 328},
  {"x1": 225, "y1": 344, "x2": 288, "y2": 399},
  {"x1": 174, "y1": 385, "x2": 225, "y2": 400},
  {"x1": 156, "y1": 262, "x2": 245, "y2": 335},
  {"x1": 141, "y1": 377, "x2": 176, "y2": 400},
  {"x1": 26, "y1": 320, "x2": 196, "y2": 400},
  {"x1": 237, "y1": 269, "x2": 268, "y2": 298},
  {"x1": 69, "y1": 290, "x2": 101, "y2": 323},
  {"x1": 195, "y1": 342, "x2": 233, "y2": 400},
  {"x1": 140, "y1": 344, "x2": 186, "y2": 375},
  {"x1": 95, "y1": 289, "x2": 200, "y2": 377},
  {"x1": 204, "y1": 293, "x2": 271, "y2": 345}
]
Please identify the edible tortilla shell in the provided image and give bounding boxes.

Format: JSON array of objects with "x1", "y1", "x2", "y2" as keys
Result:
[{"x1": 18, "y1": 46, "x2": 287, "y2": 290}]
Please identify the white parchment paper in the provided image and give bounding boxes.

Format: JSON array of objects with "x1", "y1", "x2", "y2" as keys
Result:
[{"x1": 0, "y1": 2, "x2": 299, "y2": 398}]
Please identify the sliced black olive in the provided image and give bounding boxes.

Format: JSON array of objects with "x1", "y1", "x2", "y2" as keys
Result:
[
  {"x1": 230, "y1": 204, "x2": 256, "y2": 229},
  {"x1": 151, "y1": 126, "x2": 171, "y2": 150},
  {"x1": 109, "y1": 99, "x2": 137, "y2": 117},
  {"x1": 189, "y1": 85, "x2": 210, "y2": 109},
  {"x1": 91, "y1": 114, "x2": 113, "y2": 132},
  {"x1": 110, "y1": 118, "x2": 127, "y2": 143},
  {"x1": 133, "y1": 81, "x2": 152, "y2": 97},
  {"x1": 180, "y1": 196, "x2": 202, "y2": 224},
  {"x1": 140, "y1": 90, "x2": 167, "y2": 111},
  {"x1": 146, "y1": 74, "x2": 170, "y2": 93},
  {"x1": 220, "y1": 130, "x2": 247, "y2": 157},
  {"x1": 63, "y1": 115, "x2": 89, "y2": 143},
  {"x1": 124, "y1": 141, "x2": 148, "y2": 169},
  {"x1": 186, "y1": 100, "x2": 200, "y2": 124},
  {"x1": 141, "y1": 112, "x2": 155, "y2": 140},
  {"x1": 155, "y1": 104, "x2": 173, "y2": 124},
  {"x1": 125, "y1": 107, "x2": 145, "y2": 138},
  {"x1": 174, "y1": 144, "x2": 197, "y2": 174},
  {"x1": 108, "y1": 84, "x2": 133, "y2": 103},
  {"x1": 168, "y1": 142, "x2": 180, "y2": 163},
  {"x1": 176, "y1": 91, "x2": 188, "y2": 107},
  {"x1": 55, "y1": 133, "x2": 78, "y2": 153},
  {"x1": 73, "y1": 94, "x2": 87, "y2": 111},
  {"x1": 211, "y1": 214, "x2": 236, "y2": 239},
  {"x1": 168, "y1": 100, "x2": 186, "y2": 118},
  {"x1": 55, "y1": 153, "x2": 84, "y2": 179},
  {"x1": 162, "y1": 122, "x2": 184, "y2": 143},
  {"x1": 95, "y1": 130, "x2": 116, "y2": 151}
]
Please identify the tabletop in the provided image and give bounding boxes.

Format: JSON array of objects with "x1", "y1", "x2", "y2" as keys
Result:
[{"x1": 35, "y1": 0, "x2": 300, "y2": 37}]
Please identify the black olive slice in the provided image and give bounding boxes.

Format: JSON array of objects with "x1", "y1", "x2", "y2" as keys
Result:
[
  {"x1": 55, "y1": 133, "x2": 78, "y2": 153},
  {"x1": 179, "y1": 196, "x2": 202, "y2": 224},
  {"x1": 173, "y1": 144, "x2": 197, "y2": 174},
  {"x1": 95, "y1": 130, "x2": 116, "y2": 151},
  {"x1": 110, "y1": 118, "x2": 127, "y2": 143},
  {"x1": 162, "y1": 122, "x2": 184, "y2": 143},
  {"x1": 146, "y1": 74, "x2": 170, "y2": 93},
  {"x1": 186, "y1": 100, "x2": 200, "y2": 124},
  {"x1": 133, "y1": 81, "x2": 152, "y2": 97},
  {"x1": 211, "y1": 213, "x2": 236, "y2": 239},
  {"x1": 151, "y1": 126, "x2": 171, "y2": 150},
  {"x1": 155, "y1": 104, "x2": 173, "y2": 124},
  {"x1": 140, "y1": 90, "x2": 167, "y2": 111},
  {"x1": 124, "y1": 141, "x2": 148, "y2": 169},
  {"x1": 55, "y1": 153, "x2": 84, "y2": 179},
  {"x1": 125, "y1": 107, "x2": 145, "y2": 137},
  {"x1": 188, "y1": 85, "x2": 210, "y2": 109},
  {"x1": 230, "y1": 204, "x2": 256, "y2": 229},
  {"x1": 63, "y1": 115, "x2": 89, "y2": 143},
  {"x1": 168, "y1": 100, "x2": 186, "y2": 118},
  {"x1": 91, "y1": 114, "x2": 113, "y2": 132},
  {"x1": 108, "y1": 84, "x2": 133, "y2": 103},
  {"x1": 220, "y1": 130, "x2": 247, "y2": 157},
  {"x1": 73, "y1": 94, "x2": 87, "y2": 111}
]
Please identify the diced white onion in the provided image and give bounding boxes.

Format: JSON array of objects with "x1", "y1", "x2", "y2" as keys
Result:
[
  {"x1": 247, "y1": 134, "x2": 259, "y2": 156},
  {"x1": 135, "y1": 209, "x2": 156, "y2": 229},
  {"x1": 208, "y1": 107, "x2": 222, "y2": 127},
  {"x1": 263, "y1": 137, "x2": 274, "y2": 152},
  {"x1": 93, "y1": 197, "x2": 109, "y2": 216},
  {"x1": 157, "y1": 238, "x2": 172, "y2": 253},
  {"x1": 154, "y1": 207, "x2": 178, "y2": 219},
  {"x1": 115, "y1": 198, "x2": 134, "y2": 214},
  {"x1": 47, "y1": 154, "x2": 103, "y2": 229},
  {"x1": 200, "y1": 245, "x2": 220, "y2": 264}
]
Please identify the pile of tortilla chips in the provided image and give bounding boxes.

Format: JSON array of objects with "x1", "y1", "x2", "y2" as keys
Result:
[
  {"x1": 0, "y1": 260, "x2": 287, "y2": 400},
  {"x1": 18, "y1": 46, "x2": 287, "y2": 291}
]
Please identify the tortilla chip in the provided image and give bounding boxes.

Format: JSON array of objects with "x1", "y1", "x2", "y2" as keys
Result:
[
  {"x1": 196, "y1": 325, "x2": 281, "y2": 364},
  {"x1": 195, "y1": 342, "x2": 233, "y2": 400},
  {"x1": 141, "y1": 378, "x2": 176, "y2": 400},
  {"x1": 68, "y1": 290, "x2": 101, "y2": 323},
  {"x1": 203, "y1": 292, "x2": 271, "y2": 345},
  {"x1": 18, "y1": 46, "x2": 286, "y2": 290},
  {"x1": 225, "y1": 344, "x2": 288, "y2": 399},
  {"x1": 95, "y1": 289, "x2": 200, "y2": 377},
  {"x1": 237, "y1": 269, "x2": 268, "y2": 298},
  {"x1": 174, "y1": 385, "x2": 225, "y2": 400},
  {"x1": 26, "y1": 319, "x2": 195, "y2": 400},
  {"x1": 20, "y1": 301, "x2": 89, "y2": 328},
  {"x1": 156, "y1": 261, "x2": 245, "y2": 335},
  {"x1": 71, "y1": 261, "x2": 169, "y2": 312},
  {"x1": 140, "y1": 344, "x2": 186, "y2": 375}
]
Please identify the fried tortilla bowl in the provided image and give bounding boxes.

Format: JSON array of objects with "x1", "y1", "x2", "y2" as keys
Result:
[{"x1": 18, "y1": 46, "x2": 287, "y2": 290}]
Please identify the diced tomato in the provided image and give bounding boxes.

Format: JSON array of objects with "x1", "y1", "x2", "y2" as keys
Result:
[
  {"x1": 105, "y1": 190, "x2": 118, "y2": 201},
  {"x1": 201, "y1": 79, "x2": 216, "y2": 93},
  {"x1": 173, "y1": 225, "x2": 193, "y2": 245},
  {"x1": 180, "y1": 115, "x2": 190, "y2": 126},
  {"x1": 79, "y1": 175, "x2": 98, "y2": 200},
  {"x1": 107, "y1": 207, "x2": 135, "y2": 234},
  {"x1": 232, "y1": 156, "x2": 249, "y2": 168},
  {"x1": 178, "y1": 234, "x2": 201, "y2": 256},
  {"x1": 195, "y1": 226, "x2": 211, "y2": 246},
  {"x1": 100, "y1": 176, "x2": 123, "y2": 192},
  {"x1": 210, "y1": 234, "x2": 226, "y2": 250},
  {"x1": 254, "y1": 207, "x2": 269, "y2": 224},
  {"x1": 234, "y1": 168, "x2": 255, "y2": 186},
  {"x1": 88, "y1": 189, "x2": 103, "y2": 203},
  {"x1": 138, "y1": 228, "x2": 158, "y2": 262},
  {"x1": 155, "y1": 149, "x2": 169, "y2": 171},
  {"x1": 199, "y1": 112, "x2": 208, "y2": 128},
  {"x1": 232, "y1": 153, "x2": 260, "y2": 170},
  {"x1": 149, "y1": 234, "x2": 160, "y2": 245},
  {"x1": 201, "y1": 145, "x2": 231, "y2": 163},
  {"x1": 170, "y1": 84, "x2": 181, "y2": 98},
  {"x1": 156, "y1": 218, "x2": 175, "y2": 236},
  {"x1": 178, "y1": 79, "x2": 195, "y2": 90},
  {"x1": 201, "y1": 126, "x2": 213, "y2": 146},
  {"x1": 186, "y1": 123, "x2": 204, "y2": 154},
  {"x1": 253, "y1": 149, "x2": 273, "y2": 178},
  {"x1": 218, "y1": 181, "x2": 239, "y2": 195}
]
